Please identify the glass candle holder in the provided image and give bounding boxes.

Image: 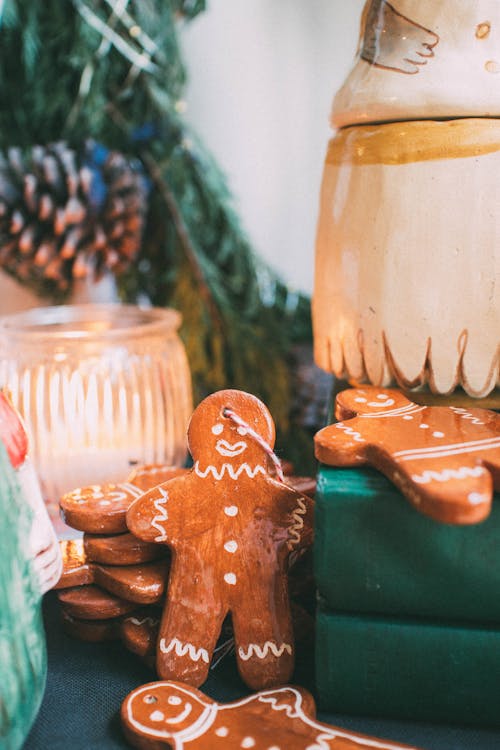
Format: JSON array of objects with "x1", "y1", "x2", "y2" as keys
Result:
[{"x1": 0, "y1": 304, "x2": 192, "y2": 522}]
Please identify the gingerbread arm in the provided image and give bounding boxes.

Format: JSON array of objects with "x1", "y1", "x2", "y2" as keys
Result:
[
  {"x1": 390, "y1": 453, "x2": 495, "y2": 525},
  {"x1": 126, "y1": 481, "x2": 185, "y2": 547},
  {"x1": 232, "y1": 685, "x2": 316, "y2": 719},
  {"x1": 314, "y1": 418, "x2": 369, "y2": 467},
  {"x1": 281, "y1": 486, "x2": 314, "y2": 553},
  {"x1": 126, "y1": 476, "x2": 214, "y2": 547}
]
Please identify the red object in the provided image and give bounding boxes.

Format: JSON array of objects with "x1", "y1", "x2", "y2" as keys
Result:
[{"x1": 0, "y1": 391, "x2": 28, "y2": 468}]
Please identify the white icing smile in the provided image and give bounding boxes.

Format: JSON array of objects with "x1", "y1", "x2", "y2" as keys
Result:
[
  {"x1": 215, "y1": 439, "x2": 247, "y2": 457},
  {"x1": 165, "y1": 702, "x2": 193, "y2": 725}
]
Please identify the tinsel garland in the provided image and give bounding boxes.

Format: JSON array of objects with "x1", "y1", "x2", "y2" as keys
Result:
[{"x1": 0, "y1": 0, "x2": 315, "y2": 468}]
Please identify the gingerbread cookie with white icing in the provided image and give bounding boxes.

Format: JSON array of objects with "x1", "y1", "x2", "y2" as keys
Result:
[
  {"x1": 126, "y1": 389, "x2": 314, "y2": 690},
  {"x1": 315, "y1": 386, "x2": 500, "y2": 525},
  {"x1": 122, "y1": 680, "x2": 422, "y2": 750}
]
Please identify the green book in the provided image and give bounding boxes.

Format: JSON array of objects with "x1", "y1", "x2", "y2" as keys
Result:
[
  {"x1": 315, "y1": 465, "x2": 500, "y2": 623},
  {"x1": 316, "y1": 607, "x2": 500, "y2": 726}
]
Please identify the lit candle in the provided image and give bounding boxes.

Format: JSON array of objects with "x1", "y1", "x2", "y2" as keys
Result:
[{"x1": 0, "y1": 304, "x2": 192, "y2": 528}]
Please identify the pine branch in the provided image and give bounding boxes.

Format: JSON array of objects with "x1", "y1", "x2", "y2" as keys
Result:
[
  {"x1": 0, "y1": 0, "x2": 317, "y2": 465},
  {"x1": 138, "y1": 149, "x2": 225, "y2": 335}
]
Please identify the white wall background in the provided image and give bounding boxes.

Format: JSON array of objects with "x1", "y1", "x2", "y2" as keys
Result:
[{"x1": 181, "y1": 0, "x2": 365, "y2": 295}]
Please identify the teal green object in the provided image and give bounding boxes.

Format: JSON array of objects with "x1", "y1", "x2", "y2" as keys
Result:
[
  {"x1": 0, "y1": 443, "x2": 46, "y2": 750},
  {"x1": 315, "y1": 464, "x2": 500, "y2": 622},
  {"x1": 316, "y1": 607, "x2": 500, "y2": 726}
]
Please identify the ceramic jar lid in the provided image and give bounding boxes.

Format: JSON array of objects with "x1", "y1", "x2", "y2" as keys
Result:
[{"x1": 332, "y1": 0, "x2": 500, "y2": 128}]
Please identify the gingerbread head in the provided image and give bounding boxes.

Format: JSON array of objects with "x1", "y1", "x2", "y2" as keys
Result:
[
  {"x1": 188, "y1": 389, "x2": 276, "y2": 480},
  {"x1": 122, "y1": 682, "x2": 215, "y2": 747}
]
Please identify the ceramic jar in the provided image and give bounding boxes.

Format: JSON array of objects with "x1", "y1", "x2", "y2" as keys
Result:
[{"x1": 313, "y1": 0, "x2": 500, "y2": 398}]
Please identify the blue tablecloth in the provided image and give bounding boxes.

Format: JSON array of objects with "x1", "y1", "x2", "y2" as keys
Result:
[{"x1": 26, "y1": 593, "x2": 500, "y2": 749}]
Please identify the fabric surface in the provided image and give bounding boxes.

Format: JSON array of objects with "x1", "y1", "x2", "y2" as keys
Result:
[{"x1": 26, "y1": 593, "x2": 500, "y2": 749}]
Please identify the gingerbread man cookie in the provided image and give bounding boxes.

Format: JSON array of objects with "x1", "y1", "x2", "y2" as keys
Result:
[
  {"x1": 315, "y1": 387, "x2": 500, "y2": 525},
  {"x1": 126, "y1": 390, "x2": 314, "y2": 690},
  {"x1": 122, "y1": 681, "x2": 422, "y2": 750}
]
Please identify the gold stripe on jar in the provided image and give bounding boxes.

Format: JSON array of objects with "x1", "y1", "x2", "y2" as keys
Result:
[{"x1": 327, "y1": 118, "x2": 500, "y2": 166}]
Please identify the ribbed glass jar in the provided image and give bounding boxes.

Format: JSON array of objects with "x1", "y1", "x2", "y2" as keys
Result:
[{"x1": 0, "y1": 304, "x2": 192, "y2": 521}]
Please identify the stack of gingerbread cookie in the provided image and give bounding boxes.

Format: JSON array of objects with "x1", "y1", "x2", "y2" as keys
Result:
[
  {"x1": 55, "y1": 460, "x2": 316, "y2": 672},
  {"x1": 55, "y1": 464, "x2": 187, "y2": 666}
]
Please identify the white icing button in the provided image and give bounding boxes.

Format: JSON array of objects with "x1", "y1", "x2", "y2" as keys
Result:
[
  {"x1": 268, "y1": 747, "x2": 281, "y2": 750},
  {"x1": 224, "y1": 573, "x2": 237, "y2": 585},
  {"x1": 150, "y1": 710, "x2": 164, "y2": 722},
  {"x1": 224, "y1": 540, "x2": 238, "y2": 553},
  {"x1": 403, "y1": 415, "x2": 413, "y2": 420},
  {"x1": 99, "y1": 500, "x2": 111, "y2": 505},
  {"x1": 241, "y1": 739, "x2": 256, "y2": 748},
  {"x1": 419, "y1": 424, "x2": 430, "y2": 429},
  {"x1": 433, "y1": 431, "x2": 445, "y2": 438},
  {"x1": 224, "y1": 506, "x2": 238, "y2": 517},
  {"x1": 215, "y1": 727, "x2": 229, "y2": 737},
  {"x1": 468, "y1": 493, "x2": 488, "y2": 506},
  {"x1": 212, "y1": 423, "x2": 223, "y2": 435}
]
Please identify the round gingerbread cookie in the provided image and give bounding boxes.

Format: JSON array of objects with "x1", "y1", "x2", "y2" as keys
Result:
[
  {"x1": 127, "y1": 465, "x2": 188, "y2": 492},
  {"x1": 61, "y1": 610, "x2": 121, "y2": 643},
  {"x1": 92, "y1": 560, "x2": 170, "y2": 605},
  {"x1": 55, "y1": 539, "x2": 93, "y2": 589},
  {"x1": 60, "y1": 483, "x2": 141, "y2": 534},
  {"x1": 84, "y1": 532, "x2": 167, "y2": 566},
  {"x1": 57, "y1": 585, "x2": 137, "y2": 620}
]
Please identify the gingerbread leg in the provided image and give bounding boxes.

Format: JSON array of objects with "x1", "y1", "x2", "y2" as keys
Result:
[
  {"x1": 232, "y1": 577, "x2": 294, "y2": 690},
  {"x1": 157, "y1": 571, "x2": 226, "y2": 687}
]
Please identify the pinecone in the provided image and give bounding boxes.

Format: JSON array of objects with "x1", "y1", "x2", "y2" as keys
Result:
[{"x1": 0, "y1": 141, "x2": 149, "y2": 296}]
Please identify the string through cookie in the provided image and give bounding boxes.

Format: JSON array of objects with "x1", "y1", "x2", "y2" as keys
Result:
[{"x1": 222, "y1": 407, "x2": 285, "y2": 482}]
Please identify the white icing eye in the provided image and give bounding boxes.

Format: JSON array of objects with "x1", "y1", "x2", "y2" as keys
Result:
[
  {"x1": 211, "y1": 423, "x2": 223, "y2": 435},
  {"x1": 168, "y1": 696, "x2": 183, "y2": 706},
  {"x1": 237, "y1": 426, "x2": 247, "y2": 436},
  {"x1": 355, "y1": 397, "x2": 367, "y2": 403},
  {"x1": 144, "y1": 695, "x2": 157, "y2": 704}
]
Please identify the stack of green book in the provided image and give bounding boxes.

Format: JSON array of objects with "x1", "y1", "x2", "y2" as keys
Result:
[{"x1": 314, "y1": 464, "x2": 500, "y2": 726}]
